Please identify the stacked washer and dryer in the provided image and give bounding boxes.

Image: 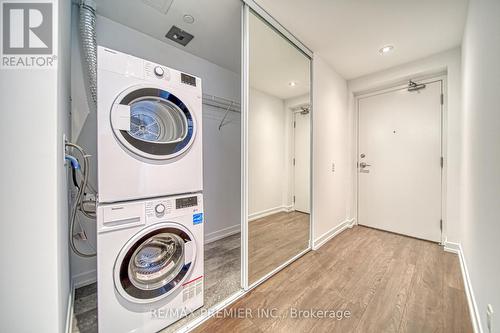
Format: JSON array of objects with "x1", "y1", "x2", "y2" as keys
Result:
[{"x1": 96, "y1": 47, "x2": 204, "y2": 332}]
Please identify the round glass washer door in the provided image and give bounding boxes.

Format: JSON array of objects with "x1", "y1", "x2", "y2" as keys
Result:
[
  {"x1": 114, "y1": 223, "x2": 197, "y2": 304},
  {"x1": 111, "y1": 87, "x2": 196, "y2": 161}
]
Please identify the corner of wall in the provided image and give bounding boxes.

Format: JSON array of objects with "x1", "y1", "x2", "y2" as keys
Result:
[
  {"x1": 59, "y1": 0, "x2": 73, "y2": 332},
  {"x1": 312, "y1": 217, "x2": 355, "y2": 250}
]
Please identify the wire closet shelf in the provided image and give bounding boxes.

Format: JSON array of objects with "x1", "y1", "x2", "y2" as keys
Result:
[{"x1": 202, "y1": 93, "x2": 241, "y2": 130}]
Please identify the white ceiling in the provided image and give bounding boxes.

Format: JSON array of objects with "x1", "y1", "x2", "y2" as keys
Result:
[
  {"x1": 249, "y1": 13, "x2": 310, "y2": 100},
  {"x1": 97, "y1": 0, "x2": 310, "y2": 100},
  {"x1": 96, "y1": 0, "x2": 468, "y2": 85},
  {"x1": 255, "y1": 0, "x2": 469, "y2": 79},
  {"x1": 96, "y1": 0, "x2": 242, "y2": 73}
]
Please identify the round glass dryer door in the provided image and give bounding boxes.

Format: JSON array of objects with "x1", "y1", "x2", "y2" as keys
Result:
[
  {"x1": 111, "y1": 87, "x2": 196, "y2": 161},
  {"x1": 114, "y1": 223, "x2": 197, "y2": 304}
]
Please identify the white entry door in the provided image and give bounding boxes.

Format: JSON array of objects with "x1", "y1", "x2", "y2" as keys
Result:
[
  {"x1": 294, "y1": 111, "x2": 310, "y2": 213},
  {"x1": 358, "y1": 80, "x2": 442, "y2": 242}
]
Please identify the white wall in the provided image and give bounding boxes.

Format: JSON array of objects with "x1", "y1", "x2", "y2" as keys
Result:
[
  {"x1": 71, "y1": 15, "x2": 241, "y2": 283},
  {"x1": 347, "y1": 47, "x2": 463, "y2": 243},
  {"x1": 203, "y1": 106, "x2": 241, "y2": 243},
  {"x1": 248, "y1": 88, "x2": 287, "y2": 217},
  {"x1": 0, "y1": 0, "x2": 71, "y2": 331},
  {"x1": 57, "y1": 1, "x2": 72, "y2": 331},
  {"x1": 312, "y1": 55, "x2": 350, "y2": 246},
  {"x1": 461, "y1": 0, "x2": 500, "y2": 330}
]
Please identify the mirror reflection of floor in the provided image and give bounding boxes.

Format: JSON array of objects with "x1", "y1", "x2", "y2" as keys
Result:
[
  {"x1": 71, "y1": 234, "x2": 241, "y2": 333},
  {"x1": 249, "y1": 211, "x2": 310, "y2": 284}
]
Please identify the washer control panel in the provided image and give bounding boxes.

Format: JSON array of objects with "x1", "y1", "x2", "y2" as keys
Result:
[
  {"x1": 145, "y1": 195, "x2": 201, "y2": 221},
  {"x1": 176, "y1": 196, "x2": 198, "y2": 209},
  {"x1": 146, "y1": 199, "x2": 173, "y2": 219},
  {"x1": 155, "y1": 203, "x2": 166, "y2": 215}
]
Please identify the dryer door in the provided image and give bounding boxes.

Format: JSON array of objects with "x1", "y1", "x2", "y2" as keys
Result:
[
  {"x1": 110, "y1": 87, "x2": 196, "y2": 161},
  {"x1": 114, "y1": 223, "x2": 197, "y2": 304}
]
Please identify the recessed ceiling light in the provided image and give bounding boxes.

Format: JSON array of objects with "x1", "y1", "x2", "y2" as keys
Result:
[
  {"x1": 183, "y1": 14, "x2": 195, "y2": 24},
  {"x1": 288, "y1": 81, "x2": 297, "y2": 87},
  {"x1": 379, "y1": 45, "x2": 394, "y2": 54}
]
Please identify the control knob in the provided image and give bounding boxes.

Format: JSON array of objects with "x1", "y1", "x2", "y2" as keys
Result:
[
  {"x1": 154, "y1": 66, "x2": 164, "y2": 78},
  {"x1": 155, "y1": 204, "x2": 165, "y2": 215}
]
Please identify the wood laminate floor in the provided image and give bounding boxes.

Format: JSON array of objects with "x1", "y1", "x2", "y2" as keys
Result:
[
  {"x1": 249, "y1": 211, "x2": 310, "y2": 283},
  {"x1": 195, "y1": 225, "x2": 473, "y2": 333}
]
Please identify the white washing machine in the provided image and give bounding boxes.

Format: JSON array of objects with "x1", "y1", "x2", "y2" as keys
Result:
[
  {"x1": 97, "y1": 47, "x2": 203, "y2": 203},
  {"x1": 97, "y1": 193, "x2": 204, "y2": 333}
]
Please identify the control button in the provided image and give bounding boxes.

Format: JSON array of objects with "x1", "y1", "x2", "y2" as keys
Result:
[
  {"x1": 155, "y1": 204, "x2": 165, "y2": 215},
  {"x1": 154, "y1": 66, "x2": 164, "y2": 77}
]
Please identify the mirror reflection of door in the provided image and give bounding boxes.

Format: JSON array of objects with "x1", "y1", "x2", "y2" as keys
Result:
[
  {"x1": 248, "y1": 10, "x2": 311, "y2": 285},
  {"x1": 293, "y1": 107, "x2": 310, "y2": 213}
]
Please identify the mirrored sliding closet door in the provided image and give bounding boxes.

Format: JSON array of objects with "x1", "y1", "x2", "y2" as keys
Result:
[{"x1": 245, "y1": 8, "x2": 312, "y2": 286}]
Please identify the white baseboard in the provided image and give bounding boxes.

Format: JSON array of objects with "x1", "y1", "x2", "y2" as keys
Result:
[
  {"x1": 65, "y1": 281, "x2": 75, "y2": 333},
  {"x1": 443, "y1": 241, "x2": 482, "y2": 333},
  {"x1": 313, "y1": 217, "x2": 355, "y2": 250},
  {"x1": 205, "y1": 224, "x2": 240, "y2": 244},
  {"x1": 443, "y1": 239, "x2": 461, "y2": 255},
  {"x1": 72, "y1": 269, "x2": 97, "y2": 289},
  {"x1": 249, "y1": 205, "x2": 291, "y2": 222}
]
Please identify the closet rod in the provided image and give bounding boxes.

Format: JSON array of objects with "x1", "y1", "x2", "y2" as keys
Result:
[
  {"x1": 202, "y1": 93, "x2": 241, "y2": 113},
  {"x1": 290, "y1": 103, "x2": 311, "y2": 112}
]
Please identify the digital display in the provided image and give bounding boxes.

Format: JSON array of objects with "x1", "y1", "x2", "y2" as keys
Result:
[
  {"x1": 181, "y1": 73, "x2": 196, "y2": 86},
  {"x1": 176, "y1": 196, "x2": 198, "y2": 209}
]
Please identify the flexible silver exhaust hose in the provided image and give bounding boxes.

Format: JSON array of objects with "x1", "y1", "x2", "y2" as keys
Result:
[
  {"x1": 72, "y1": 0, "x2": 97, "y2": 258},
  {"x1": 80, "y1": 0, "x2": 97, "y2": 110}
]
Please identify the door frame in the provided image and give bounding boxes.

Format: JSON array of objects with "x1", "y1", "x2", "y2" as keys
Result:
[
  {"x1": 292, "y1": 106, "x2": 311, "y2": 213},
  {"x1": 354, "y1": 74, "x2": 447, "y2": 244}
]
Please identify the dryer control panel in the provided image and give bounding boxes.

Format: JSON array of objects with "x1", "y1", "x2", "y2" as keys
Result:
[
  {"x1": 98, "y1": 47, "x2": 201, "y2": 92},
  {"x1": 144, "y1": 61, "x2": 171, "y2": 82}
]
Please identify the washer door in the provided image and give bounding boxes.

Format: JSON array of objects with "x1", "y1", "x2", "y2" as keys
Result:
[
  {"x1": 110, "y1": 87, "x2": 196, "y2": 161},
  {"x1": 114, "y1": 223, "x2": 197, "y2": 304}
]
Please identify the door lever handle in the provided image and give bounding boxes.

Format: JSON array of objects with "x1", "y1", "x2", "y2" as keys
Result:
[{"x1": 359, "y1": 162, "x2": 371, "y2": 168}]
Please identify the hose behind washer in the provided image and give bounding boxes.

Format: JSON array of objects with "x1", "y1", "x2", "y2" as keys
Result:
[{"x1": 66, "y1": 142, "x2": 96, "y2": 258}]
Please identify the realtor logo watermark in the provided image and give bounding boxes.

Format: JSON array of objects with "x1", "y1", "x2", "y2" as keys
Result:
[{"x1": 1, "y1": 1, "x2": 57, "y2": 68}]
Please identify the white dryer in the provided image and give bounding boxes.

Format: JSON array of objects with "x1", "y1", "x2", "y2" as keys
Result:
[
  {"x1": 97, "y1": 193, "x2": 204, "y2": 333},
  {"x1": 97, "y1": 47, "x2": 203, "y2": 203}
]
